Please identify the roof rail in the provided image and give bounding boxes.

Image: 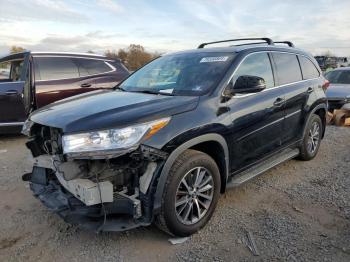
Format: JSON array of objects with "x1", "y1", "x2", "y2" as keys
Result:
[
  {"x1": 274, "y1": 41, "x2": 295, "y2": 47},
  {"x1": 198, "y1": 38, "x2": 274, "y2": 49}
]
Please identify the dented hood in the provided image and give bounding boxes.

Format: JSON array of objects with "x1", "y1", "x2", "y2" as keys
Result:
[{"x1": 30, "y1": 90, "x2": 199, "y2": 133}]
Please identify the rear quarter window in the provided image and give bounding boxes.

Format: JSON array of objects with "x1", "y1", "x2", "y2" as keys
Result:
[
  {"x1": 272, "y1": 53, "x2": 302, "y2": 85},
  {"x1": 299, "y1": 56, "x2": 320, "y2": 79},
  {"x1": 74, "y1": 58, "x2": 113, "y2": 77}
]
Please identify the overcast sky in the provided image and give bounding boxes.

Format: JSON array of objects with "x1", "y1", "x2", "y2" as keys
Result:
[{"x1": 0, "y1": 0, "x2": 349, "y2": 56}]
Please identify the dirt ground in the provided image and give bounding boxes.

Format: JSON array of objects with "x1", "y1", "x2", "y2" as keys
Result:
[{"x1": 0, "y1": 126, "x2": 349, "y2": 262}]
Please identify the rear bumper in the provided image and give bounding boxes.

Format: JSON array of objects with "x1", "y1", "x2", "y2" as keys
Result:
[{"x1": 25, "y1": 169, "x2": 150, "y2": 232}]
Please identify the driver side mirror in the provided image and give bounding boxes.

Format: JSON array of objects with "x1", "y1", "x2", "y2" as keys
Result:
[{"x1": 224, "y1": 75, "x2": 266, "y2": 97}]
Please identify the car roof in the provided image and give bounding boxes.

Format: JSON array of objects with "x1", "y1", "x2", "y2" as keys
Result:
[
  {"x1": 0, "y1": 51, "x2": 118, "y2": 62},
  {"x1": 166, "y1": 44, "x2": 312, "y2": 57}
]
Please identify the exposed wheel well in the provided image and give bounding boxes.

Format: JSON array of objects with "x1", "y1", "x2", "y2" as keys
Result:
[
  {"x1": 189, "y1": 141, "x2": 227, "y2": 193},
  {"x1": 314, "y1": 108, "x2": 326, "y2": 138}
]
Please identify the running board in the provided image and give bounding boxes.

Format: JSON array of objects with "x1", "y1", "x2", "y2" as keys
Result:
[{"x1": 227, "y1": 148, "x2": 300, "y2": 188}]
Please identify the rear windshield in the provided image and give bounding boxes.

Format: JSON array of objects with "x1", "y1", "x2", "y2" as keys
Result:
[
  {"x1": 120, "y1": 52, "x2": 235, "y2": 96},
  {"x1": 325, "y1": 70, "x2": 350, "y2": 84}
]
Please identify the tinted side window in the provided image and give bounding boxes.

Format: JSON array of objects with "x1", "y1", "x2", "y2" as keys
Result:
[
  {"x1": 233, "y1": 52, "x2": 274, "y2": 88},
  {"x1": 34, "y1": 57, "x2": 79, "y2": 81},
  {"x1": 74, "y1": 59, "x2": 112, "y2": 77},
  {"x1": 0, "y1": 60, "x2": 24, "y2": 81},
  {"x1": 272, "y1": 53, "x2": 302, "y2": 85},
  {"x1": 299, "y1": 56, "x2": 320, "y2": 79}
]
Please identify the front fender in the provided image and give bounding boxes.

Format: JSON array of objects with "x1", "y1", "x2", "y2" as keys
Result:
[{"x1": 152, "y1": 133, "x2": 229, "y2": 213}]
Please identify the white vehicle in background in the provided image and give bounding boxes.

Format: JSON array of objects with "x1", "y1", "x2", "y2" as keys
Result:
[{"x1": 337, "y1": 57, "x2": 349, "y2": 68}]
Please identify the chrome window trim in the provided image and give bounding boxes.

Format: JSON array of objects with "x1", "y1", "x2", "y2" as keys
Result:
[
  {"x1": 32, "y1": 55, "x2": 115, "y2": 62},
  {"x1": 32, "y1": 51, "x2": 105, "y2": 57},
  {"x1": 0, "y1": 122, "x2": 24, "y2": 127},
  {"x1": 0, "y1": 81, "x2": 25, "y2": 85},
  {"x1": 33, "y1": 56, "x2": 116, "y2": 82},
  {"x1": 223, "y1": 50, "x2": 322, "y2": 99}
]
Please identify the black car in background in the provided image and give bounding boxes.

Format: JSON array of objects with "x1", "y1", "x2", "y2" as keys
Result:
[
  {"x1": 0, "y1": 52, "x2": 129, "y2": 134},
  {"x1": 22, "y1": 38, "x2": 328, "y2": 236}
]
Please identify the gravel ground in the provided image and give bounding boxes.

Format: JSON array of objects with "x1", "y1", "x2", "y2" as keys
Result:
[{"x1": 0, "y1": 126, "x2": 349, "y2": 262}]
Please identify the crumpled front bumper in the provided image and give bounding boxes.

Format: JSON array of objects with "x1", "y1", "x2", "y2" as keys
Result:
[{"x1": 24, "y1": 168, "x2": 150, "y2": 232}]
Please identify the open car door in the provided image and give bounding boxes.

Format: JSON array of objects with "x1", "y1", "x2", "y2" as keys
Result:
[{"x1": 0, "y1": 52, "x2": 31, "y2": 132}]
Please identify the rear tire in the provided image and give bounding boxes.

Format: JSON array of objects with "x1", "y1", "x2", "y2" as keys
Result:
[
  {"x1": 156, "y1": 149, "x2": 221, "y2": 236},
  {"x1": 298, "y1": 114, "x2": 322, "y2": 161}
]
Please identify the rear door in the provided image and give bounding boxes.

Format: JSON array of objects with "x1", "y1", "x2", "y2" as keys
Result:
[
  {"x1": 271, "y1": 52, "x2": 314, "y2": 145},
  {"x1": 33, "y1": 56, "x2": 120, "y2": 108},
  {"x1": 73, "y1": 58, "x2": 121, "y2": 89},
  {"x1": 0, "y1": 53, "x2": 30, "y2": 125},
  {"x1": 33, "y1": 56, "x2": 83, "y2": 107}
]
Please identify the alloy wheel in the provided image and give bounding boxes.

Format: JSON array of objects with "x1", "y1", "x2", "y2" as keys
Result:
[
  {"x1": 307, "y1": 121, "x2": 320, "y2": 154},
  {"x1": 174, "y1": 166, "x2": 214, "y2": 225}
]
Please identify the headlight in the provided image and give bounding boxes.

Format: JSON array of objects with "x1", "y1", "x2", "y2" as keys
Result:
[
  {"x1": 21, "y1": 119, "x2": 34, "y2": 136},
  {"x1": 62, "y1": 117, "x2": 170, "y2": 157}
]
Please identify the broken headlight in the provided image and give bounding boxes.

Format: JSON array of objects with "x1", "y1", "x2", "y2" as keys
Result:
[{"x1": 62, "y1": 117, "x2": 170, "y2": 155}]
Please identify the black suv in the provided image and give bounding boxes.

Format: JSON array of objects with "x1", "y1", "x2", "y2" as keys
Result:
[{"x1": 22, "y1": 38, "x2": 327, "y2": 236}]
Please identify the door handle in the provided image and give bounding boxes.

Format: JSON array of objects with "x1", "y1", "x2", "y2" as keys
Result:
[
  {"x1": 307, "y1": 87, "x2": 314, "y2": 93},
  {"x1": 273, "y1": 97, "x2": 285, "y2": 107},
  {"x1": 80, "y1": 83, "x2": 92, "y2": 88},
  {"x1": 5, "y1": 90, "x2": 18, "y2": 95}
]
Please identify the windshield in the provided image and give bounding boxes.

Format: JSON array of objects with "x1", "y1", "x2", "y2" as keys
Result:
[
  {"x1": 120, "y1": 52, "x2": 235, "y2": 96},
  {"x1": 325, "y1": 70, "x2": 350, "y2": 84}
]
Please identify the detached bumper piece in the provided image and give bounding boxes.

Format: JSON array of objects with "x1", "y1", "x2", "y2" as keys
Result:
[{"x1": 24, "y1": 167, "x2": 150, "y2": 232}]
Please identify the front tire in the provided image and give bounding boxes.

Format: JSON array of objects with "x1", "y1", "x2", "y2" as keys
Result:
[
  {"x1": 156, "y1": 149, "x2": 221, "y2": 236},
  {"x1": 299, "y1": 114, "x2": 322, "y2": 160}
]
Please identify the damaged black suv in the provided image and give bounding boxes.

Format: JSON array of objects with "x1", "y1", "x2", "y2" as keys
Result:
[{"x1": 22, "y1": 38, "x2": 328, "y2": 236}]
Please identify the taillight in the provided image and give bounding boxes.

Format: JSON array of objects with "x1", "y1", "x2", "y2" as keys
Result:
[{"x1": 322, "y1": 79, "x2": 330, "y2": 91}]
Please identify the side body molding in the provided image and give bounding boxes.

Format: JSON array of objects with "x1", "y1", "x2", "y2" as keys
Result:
[{"x1": 152, "y1": 133, "x2": 229, "y2": 213}]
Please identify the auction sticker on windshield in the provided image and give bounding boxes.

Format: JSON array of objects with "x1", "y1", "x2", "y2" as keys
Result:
[{"x1": 200, "y1": 56, "x2": 229, "y2": 63}]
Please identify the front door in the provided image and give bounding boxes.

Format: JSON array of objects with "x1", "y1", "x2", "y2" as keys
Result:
[
  {"x1": 0, "y1": 53, "x2": 30, "y2": 125},
  {"x1": 225, "y1": 52, "x2": 285, "y2": 172}
]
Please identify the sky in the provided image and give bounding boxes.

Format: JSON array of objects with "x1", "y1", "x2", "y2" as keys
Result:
[{"x1": 0, "y1": 0, "x2": 350, "y2": 57}]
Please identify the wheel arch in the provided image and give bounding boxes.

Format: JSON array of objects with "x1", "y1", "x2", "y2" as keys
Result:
[
  {"x1": 152, "y1": 133, "x2": 229, "y2": 214},
  {"x1": 303, "y1": 103, "x2": 327, "y2": 139}
]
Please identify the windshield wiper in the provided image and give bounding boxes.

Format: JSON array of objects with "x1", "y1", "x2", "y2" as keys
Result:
[
  {"x1": 129, "y1": 90, "x2": 174, "y2": 96},
  {"x1": 115, "y1": 86, "x2": 126, "y2": 91}
]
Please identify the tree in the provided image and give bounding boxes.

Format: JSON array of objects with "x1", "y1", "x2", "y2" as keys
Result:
[
  {"x1": 104, "y1": 44, "x2": 160, "y2": 71},
  {"x1": 104, "y1": 49, "x2": 119, "y2": 60},
  {"x1": 126, "y1": 44, "x2": 153, "y2": 71},
  {"x1": 117, "y1": 49, "x2": 128, "y2": 64},
  {"x1": 10, "y1": 46, "x2": 26, "y2": 54}
]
